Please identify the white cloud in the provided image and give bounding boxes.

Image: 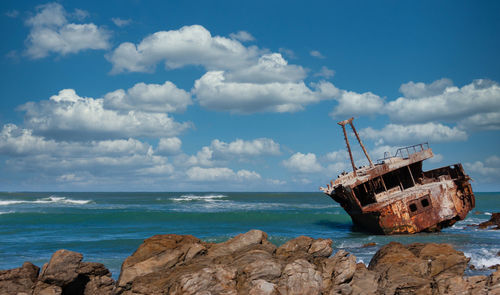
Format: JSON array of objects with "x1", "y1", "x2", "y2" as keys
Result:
[
  {"x1": 360, "y1": 123, "x2": 467, "y2": 145},
  {"x1": 229, "y1": 30, "x2": 255, "y2": 42},
  {"x1": 193, "y1": 71, "x2": 339, "y2": 113},
  {"x1": 283, "y1": 152, "x2": 323, "y2": 173},
  {"x1": 210, "y1": 138, "x2": 281, "y2": 157},
  {"x1": 25, "y1": 3, "x2": 110, "y2": 59},
  {"x1": 186, "y1": 167, "x2": 260, "y2": 181},
  {"x1": 103, "y1": 81, "x2": 192, "y2": 113},
  {"x1": 314, "y1": 66, "x2": 335, "y2": 79},
  {"x1": 279, "y1": 48, "x2": 296, "y2": 59},
  {"x1": 399, "y1": 78, "x2": 453, "y2": 99},
  {"x1": 387, "y1": 79, "x2": 500, "y2": 129},
  {"x1": 185, "y1": 146, "x2": 215, "y2": 167},
  {"x1": 224, "y1": 53, "x2": 307, "y2": 83},
  {"x1": 19, "y1": 89, "x2": 191, "y2": 140},
  {"x1": 157, "y1": 137, "x2": 182, "y2": 155},
  {"x1": 329, "y1": 90, "x2": 385, "y2": 118},
  {"x1": 310, "y1": 50, "x2": 325, "y2": 59},
  {"x1": 112, "y1": 17, "x2": 131, "y2": 27},
  {"x1": 108, "y1": 24, "x2": 261, "y2": 73},
  {"x1": 465, "y1": 155, "x2": 500, "y2": 183}
]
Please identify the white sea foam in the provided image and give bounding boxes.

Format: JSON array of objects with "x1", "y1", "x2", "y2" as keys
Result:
[
  {"x1": 171, "y1": 194, "x2": 228, "y2": 202},
  {"x1": 465, "y1": 248, "x2": 500, "y2": 269},
  {"x1": 485, "y1": 212, "x2": 492, "y2": 216},
  {"x1": 0, "y1": 210, "x2": 14, "y2": 215},
  {"x1": 0, "y1": 196, "x2": 92, "y2": 206}
]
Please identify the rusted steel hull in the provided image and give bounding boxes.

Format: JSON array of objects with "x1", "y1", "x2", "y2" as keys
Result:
[{"x1": 328, "y1": 166, "x2": 475, "y2": 234}]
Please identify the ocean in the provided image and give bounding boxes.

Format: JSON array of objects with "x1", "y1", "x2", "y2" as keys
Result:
[{"x1": 0, "y1": 192, "x2": 499, "y2": 279}]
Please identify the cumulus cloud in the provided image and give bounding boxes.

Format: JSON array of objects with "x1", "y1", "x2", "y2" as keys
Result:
[
  {"x1": 229, "y1": 30, "x2": 255, "y2": 42},
  {"x1": 310, "y1": 50, "x2": 325, "y2": 59},
  {"x1": 186, "y1": 166, "x2": 260, "y2": 181},
  {"x1": 194, "y1": 71, "x2": 339, "y2": 113},
  {"x1": 360, "y1": 123, "x2": 468, "y2": 145},
  {"x1": 103, "y1": 81, "x2": 192, "y2": 113},
  {"x1": 210, "y1": 138, "x2": 281, "y2": 157},
  {"x1": 19, "y1": 89, "x2": 191, "y2": 140},
  {"x1": 314, "y1": 66, "x2": 335, "y2": 79},
  {"x1": 224, "y1": 53, "x2": 307, "y2": 83},
  {"x1": 330, "y1": 90, "x2": 385, "y2": 118},
  {"x1": 0, "y1": 124, "x2": 168, "y2": 176},
  {"x1": 465, "y1": 155, "x2": 500, "y2": 183},
  {"x1": 283, "y1": 152, "x2": 323, "y2": 173},
  {"x1": 112, "y1": 17, "x2": 131, "y2": 27},
  {"x1": 25, "y1": 2, "x2": 110, "y2": 59},
  {"x1": 387, "y1": 79, "x2": 500, "y2": 129},
  {"x1": 108, "y1": 25, "x2": 261, "y2": 73},
  {"x1": 157, "y1": 137, "x2": 182, "y2": 155}
]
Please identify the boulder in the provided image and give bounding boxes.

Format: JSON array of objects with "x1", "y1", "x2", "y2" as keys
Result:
[
  {"x1": 478, "y1": 212, "x2": 500, "y2": 229},
  {"x1": 321, "y1": 249, "x2": 357, "y2": 291},
  {"x1": 38, "y1": 249, "x2": 83, "y2": 286},
  {"x1": 207, "y1": 229, "x2": 269, "y2": 258},
  {"x1": 116, "y1": 234, "x2": 203, "y2": 290},
  {"x1": 277, "y1": 259, "x2": 322, "y2": 295},
  {"x1": 0, "y1": 262, "x2": 39, "y2": 295}
]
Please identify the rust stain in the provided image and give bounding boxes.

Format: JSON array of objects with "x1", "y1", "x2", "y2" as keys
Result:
[{"x1": 320, "y1": 118, "x2": 475, "y2": 235}]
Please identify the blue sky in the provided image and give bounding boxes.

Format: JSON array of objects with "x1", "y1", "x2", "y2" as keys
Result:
[{"x1": 0, "y1": 0, "x2": 499, "y2": 191}]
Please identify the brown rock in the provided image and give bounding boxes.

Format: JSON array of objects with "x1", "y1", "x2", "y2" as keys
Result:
[
  {"x1": 362, "y1": 242, "x2": 377, "y2": 248},
  {"x1": 248, "y1": 279, "x2": 278, "y2": 295},
  {"x1": 277, "y1": 259, "x2": 322, "y2": 295},
  {"x1": 116, "y1": 234, "x2": 202, "y2": 290},
  {"x1": 276, "y1": 236, "x2": 313, "y2": 260},
  {"x1": 207, "y1": 229, "x2": 268, "y2": 258},
  {"x1": 0, "y1": 262, "x2": 40, "y2": 295},
  {"x1": 416, "y1": 243, "x2": 469, "y2": 278},
  {"x1": 349, "y1": 263, "x2": 378, "y2": 295},
  {"x1": 368, "y1": 242, "x2": 430, "y2": 294},
  {"x1": 321, "y1": 249, "x2": 357, "y2": 291},
  {"x1": 308, "y1": 238, "x2": 333, "y2": 258},
  {"x1": 168, "y1": 264, "x2": 238, "y2": 295},
  {"x1": 38, "y1": 249, "x2": 83, "y2": 286},
  {"x1": 478, "y1": 212, "x2": 500, "y2": 229}
]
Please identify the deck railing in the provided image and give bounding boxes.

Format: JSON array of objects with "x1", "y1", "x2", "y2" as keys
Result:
[{"x1": 377, "y1": 142, "x2": 429, "y2": 163}]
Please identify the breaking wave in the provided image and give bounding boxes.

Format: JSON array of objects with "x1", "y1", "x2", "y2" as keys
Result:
[
  {"x1": 170, "y1": 194, "x2": 228, "y2": 202},
  {"x1": 0, "y1": 196, "x2": 92, "y2": 206},
  {"x1": 465, "y1": 248, "x2": 500, "y2": 269}
]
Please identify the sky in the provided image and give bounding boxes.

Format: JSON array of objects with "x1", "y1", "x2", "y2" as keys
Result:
[{"x1": 0, "y1": 0, "x2": 499, "y2": 192}]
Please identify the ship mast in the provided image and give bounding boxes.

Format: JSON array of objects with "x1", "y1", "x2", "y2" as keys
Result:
[{"x1": 337, "y1": 117, "x2": 374, "y2": 175}]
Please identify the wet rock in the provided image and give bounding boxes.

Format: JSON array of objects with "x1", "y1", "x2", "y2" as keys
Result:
[
  {"x1": 362, "y1": 242, "x2": 377, "y2": 248},
  {"x1": 478, "y1": 212, "x2": 500, "y2": 229},
  {"x1": 0, "y1": 262, "x2": 39, "y2": 295}
]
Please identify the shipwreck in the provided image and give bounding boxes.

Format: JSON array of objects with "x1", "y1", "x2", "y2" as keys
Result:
[{"x1": 320, "y1": 118, "x2": 475, "y2": 234}]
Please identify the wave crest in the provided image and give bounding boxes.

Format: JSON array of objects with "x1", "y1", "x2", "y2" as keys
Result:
[{"x1": 0, "y1": 195, "x2": 92, "y2": 206}]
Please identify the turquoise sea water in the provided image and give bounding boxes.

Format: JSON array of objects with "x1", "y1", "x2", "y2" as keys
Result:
[{"x1": 0, "y1": 192, "x2": 499, "y2": 279}]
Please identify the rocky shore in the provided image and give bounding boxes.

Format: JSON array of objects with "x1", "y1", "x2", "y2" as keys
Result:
[{"x1": 1, "y1": 229, "x2": 499, "y2": 295}]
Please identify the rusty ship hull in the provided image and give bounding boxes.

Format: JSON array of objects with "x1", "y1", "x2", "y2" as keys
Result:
[{"x1": 321, "y1": 118, "x2": 475, "y2": 235}]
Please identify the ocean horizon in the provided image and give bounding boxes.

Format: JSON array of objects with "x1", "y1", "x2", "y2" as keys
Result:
[{"x1": 1, "y1": 191, "x2": 499, "y2": 279}]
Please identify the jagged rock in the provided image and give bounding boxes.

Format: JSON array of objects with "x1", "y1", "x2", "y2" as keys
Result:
[
  {"x1": 277, "y1": 258, "x2": 323, "y2": 295},
  {"x1": 248, "y1": 279, "x2": 278, "y2": 295},
  {"x1": 349, "y1": 263, "x2": 378, "y2": 295},
  {"x1": 33, "y1": 282, "x2": 62, "y2": 295},
  {"x1": 116, "y1": 234, "x2": 202, "y2": 291},
  {"x1": 207, "y1": 229, "x2": 268, "y2": 258},
  {"x1": 0, "y1": 262, "x2": 39, "y2": 295},
  {"x1": 38, "y1": 249, "x2": 83, "y2": 286},
  {"x1": 276, "y1": 236, "x2": 313, "y2": 261},
  {"x1": 478, "y1": 212, "x2": 500, "y2": 229},
  {"x1": 369, "y1": 242, "x2": 431, "y2": 294},
  {"x1": 321, "y1": 249, "x2": 357, "y2": 292},
  {"x1": 308, "y1": 238, "x2": 333, "y2": 258},
  {"x1": 168, "y1": 264, "x2": 238, "y2": 295}
]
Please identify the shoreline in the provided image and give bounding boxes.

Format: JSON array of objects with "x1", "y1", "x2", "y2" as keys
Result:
[{"x1": 2, "y1": 229, "x2": 499, "y2": 295}]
